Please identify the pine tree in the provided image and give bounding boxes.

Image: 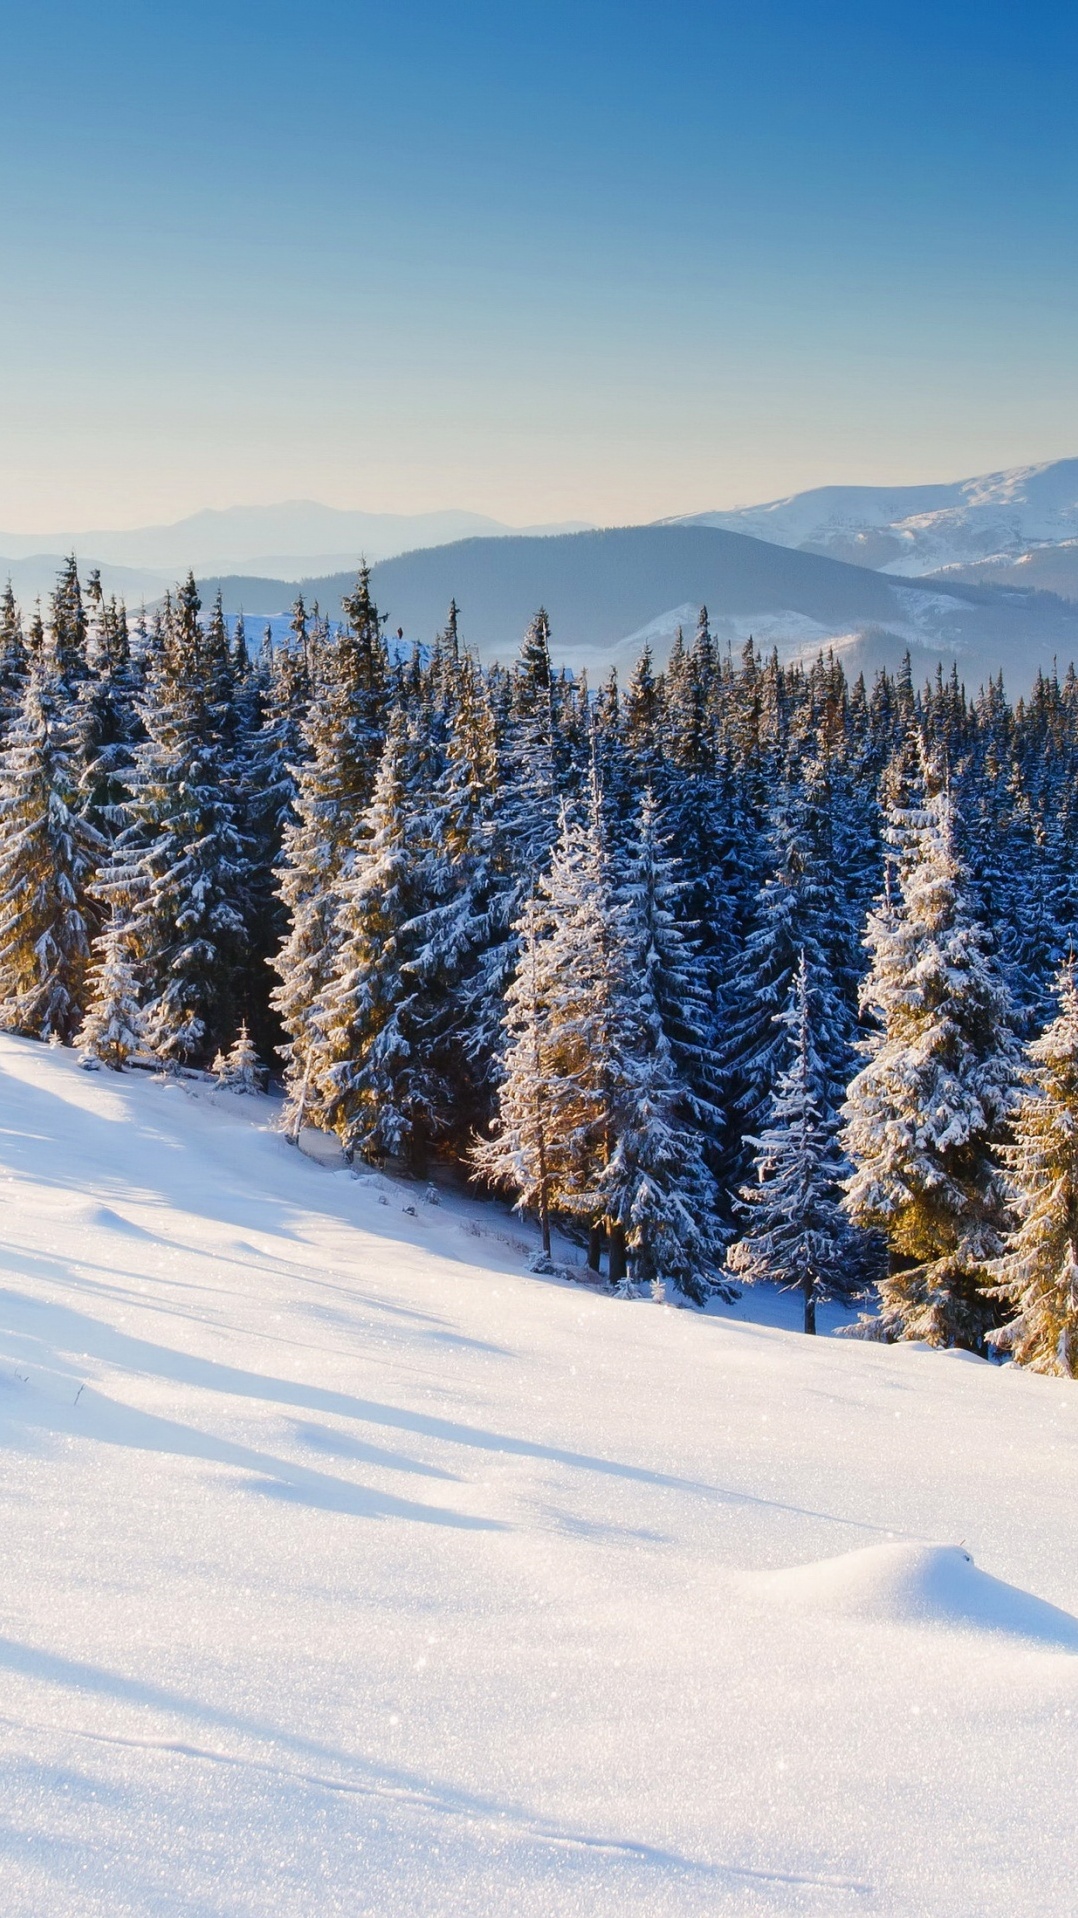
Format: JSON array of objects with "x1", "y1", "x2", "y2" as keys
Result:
[
  {"x1": 212, "y1": 1023, "x2": 267, "y2": 1095},
  {"x1": 0, "y1": 662, "x2": 103, "y2": 1041},
  {"x1": 77, "y1": 910, "x2": 144, "y2": 1069},
  {"x1": 841, "y1": 751, "x2": 1020, "y2": 1350},
  {"x1": 988, "y1": 961, "x2": 1078, "y2": 1375},
  {"x1": 406, "y1": 654, "x2": 507, "y2": 1138},
  {"x1": 477, "y1": 771, "x2": 723, "y2": 1295},
  {"x1": 722, "y1": 756, "x2": 856, "y2": 1165},
  {"x1": 598, "y1": 850, "x2": 725, "y2": 1302},
  {"x1": 471, "y1": 893, "x2": 557, "y2": 1255},
  {"x1": 0, "y1": 582, "x2": 28, "y2": 736},
  {"x1": 596, "y1": 787, "x2": 726, "y2": 1299},
  {"x1": 310, "y1": 708, "x2": 430, "y2": 1163},
  {"x1": 271, "y1": 574, "x2": 388, "y2": 1127},
  {"x1": 475, "y1": 779, "x2": 627, "y2": 1259},
  {"x1": 74, "y1": 582, "x2": 142, "y2": 838},
  {"x1": 46, "y1": 556, "x2": 89, "y2": 696},
  {"x1": 727, "y1": 953, "x2": 851, "y2": 1333},
  {"x1": 97, "y1": 578, "x2": 247, "y2": 1067},
  {"x1": 501, "y1": 609, "x2": 561, "y2": 883}
]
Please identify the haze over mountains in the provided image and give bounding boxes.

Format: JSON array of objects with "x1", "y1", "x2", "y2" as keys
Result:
[
  {"x1": 6, "y1": 460, "x2": 1078, "y2": 692},
  {"x1": 0, "y1": 503, "x2": 591, "y2": 596}
]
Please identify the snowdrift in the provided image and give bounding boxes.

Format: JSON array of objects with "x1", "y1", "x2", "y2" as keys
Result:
[{"x1": 757, "y1": 1542, "x2": 1078, "y2": 1648}]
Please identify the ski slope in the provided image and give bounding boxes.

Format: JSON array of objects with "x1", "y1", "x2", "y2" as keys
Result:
[{"x1": 0, "y1": 1034, "x2": 1075, "y2": 1916}]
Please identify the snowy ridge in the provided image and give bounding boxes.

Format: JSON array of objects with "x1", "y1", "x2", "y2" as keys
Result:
[
  {"x1": 677, "y1": 457, "x2": 1078, "y2": 577},
  {"x1": 2, "y1": 1034, "x2": 1078, "y2": 1914}
]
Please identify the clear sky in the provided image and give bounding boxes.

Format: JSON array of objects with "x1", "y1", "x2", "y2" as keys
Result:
[{"x1": 1, "y1": 0, "x2": 1076, "y2": 530}]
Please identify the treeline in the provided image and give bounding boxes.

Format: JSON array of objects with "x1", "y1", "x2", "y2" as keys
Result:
[{"x1": 2, "y1": 557, "x2": 1078, "y2": 1371}]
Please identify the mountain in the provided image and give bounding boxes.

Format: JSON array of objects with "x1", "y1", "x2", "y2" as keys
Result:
[
  {"x1": 202, "y1": 525, "x2": 1078, "y2": 693},
  {"x1": 0, "y1": 502, "x2": 591, "y2": 579},
  {"x1": 0, "y1": 1033, "x2": 1073, "y2": 1915},
  {"x1": 677, "y1": 458, "x2": 1078, "y2": 578},
  {"x1": 930, "y1": 539, "x2": 1078, "y2": 604}
]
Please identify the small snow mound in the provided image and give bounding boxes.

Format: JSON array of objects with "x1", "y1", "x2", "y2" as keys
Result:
[
  {"x1": 758, "y1": 1543, "x2": 1078, "y2": 1647},
  {"x1": 68, "y1": 1202, "x2": 155, "y2": 1240}
]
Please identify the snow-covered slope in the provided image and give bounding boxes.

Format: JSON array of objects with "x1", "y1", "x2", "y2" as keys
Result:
[
  {"x1": 679, "y1": 458, "x2": 1078, "y2": 577},
  {"x1": 1, "y1": 1035, "x2": 1076, "y2": 1916}
]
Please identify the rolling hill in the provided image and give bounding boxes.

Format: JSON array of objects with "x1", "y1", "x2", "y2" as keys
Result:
[{"x1": 204, "y1": 524, "x2": 1078, "y2": 693}]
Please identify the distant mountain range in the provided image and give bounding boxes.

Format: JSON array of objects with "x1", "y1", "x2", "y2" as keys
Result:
[
  {"x1": 0, "y1": 502, "x2": 590, "y2": 585},
  {"x1": 7, "y1": 462, "x2": 1078, "y2": 693},
  {"x1": 200, "y1": 525, "x2": 1078, "y2": 695},
  {"x1": 677, "y1": 459, "x2": 1078, "y2": 578}
]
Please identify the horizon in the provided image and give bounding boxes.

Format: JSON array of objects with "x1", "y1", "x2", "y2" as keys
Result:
[{"x1": 5, "y1": 450, "x2": 1078, "y2": 545}]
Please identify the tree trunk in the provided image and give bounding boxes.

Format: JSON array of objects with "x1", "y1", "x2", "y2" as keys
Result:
[
  {"x1": 803, "y1": 1276, "x2": 817, "y2": 1335},
  {"x1": 588, "y1": 1222, "x2": 605, "y2": 1276},
  {"x1": 406, "y1": 1120, "x2": 427, "y2": 1173},
  {"x1": 607, "y1": 1222, "x2": 627, "y2": 1288}
]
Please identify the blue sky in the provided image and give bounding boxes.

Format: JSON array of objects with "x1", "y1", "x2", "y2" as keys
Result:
[{"x1": 1, "y1": 0, "x2": 1076, "y2": 528}]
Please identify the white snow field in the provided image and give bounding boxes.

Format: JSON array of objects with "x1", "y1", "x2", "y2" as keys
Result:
[{"x1": 0, "y1": 1035, "x2": 1076, "y2": 1917}]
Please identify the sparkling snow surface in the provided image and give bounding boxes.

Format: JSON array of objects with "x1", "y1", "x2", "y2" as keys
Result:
[{"x1": 0, "y1": 1034, "x2": 1076, "y2": 1916}]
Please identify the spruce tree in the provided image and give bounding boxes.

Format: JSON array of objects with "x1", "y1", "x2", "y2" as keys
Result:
[
  {"x1": 722, "y1": 756, "x2": 856, "y2": 1166},
  {"x1": 598, "y1": 787, "x2": 727, "y2": 1299},
  {"x1": 728, "y1": 953, "x2": 851, "y2": 1333},
  {"x1": 407, "y1": 654, "x2": 507, "y2": 1137},
  {"x1": 988, "y1": 961, "x2": 1078, "y2": 1375},
  {"x1": 475, "y1": 779, "x2": 626, "y2": 1262},
  {"x1": 0, "y1": 582, "x2": 27, "y2": 736},
  {"x1": 0, "y1": 664, "x2": 102, "y2": 1041},
  {"x1": 77, "y1": 910, "x2": 144, "y2": 1069},
  {"x1": 212, "y1": 1023, "x2": 267, "y2": 1095},
  {"x1": 310, "y1": 708, "x2": 430, "y2": 1163},
  {"x1": 841, "y1": 751, "x2": 1019, "y2": 1350},
  {"x1": 271, "y1": 574, "x2": 387, "y2": 1127},
  {"x1": 98, "y1": 578, "x2": 247, "y2": 1067}
]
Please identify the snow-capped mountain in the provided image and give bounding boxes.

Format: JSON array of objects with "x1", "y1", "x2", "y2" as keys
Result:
[{"x1": 675, "y1": 458, "x2": 1078, "y2": 577}]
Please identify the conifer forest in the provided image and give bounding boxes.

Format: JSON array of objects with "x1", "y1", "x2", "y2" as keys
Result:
[{"x1": 3, "y1": 555, "x2": 1078, "y2": 1373}]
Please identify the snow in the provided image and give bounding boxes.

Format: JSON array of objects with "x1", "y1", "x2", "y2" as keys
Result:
[
  {"x1": 1, "y1": 1032, "x2": 1077, "y2": 1914},
  {"x1": 679, "y1": 457, "x2": 1078, "y2": 577},
  {"x1": 755, "y1": 1542, "x2": 1078, "y2": 1647}
]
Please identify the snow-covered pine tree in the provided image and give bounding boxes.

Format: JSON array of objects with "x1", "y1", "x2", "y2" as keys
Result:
[
  {"x1": 310, "y1": 707, "x2": 432, "y2": 1164},
  {"x1": 0, "y1": 581, "x2": 28, "y2": 736},
  {"x1": 617, "y1": 785, "x2": 724, "y2": 1143},
  {"x1": 212, "y1": 1023, "x2": 267, "y2": 1095},
  {"x1": 474, "y1": 773, "x2": 629, "y2": 1264},
  {"x1": 501, "y1": 609, "x2": 561, "y2": 883},
  {"x1": 987, "y1": 960, "x2": 1078, "y2": 1375},
  {"x1": 405, "y1": 652, "x2": 508, "y2": 1139},
  {"x1": 97, "y1": 577, "x2": 248, "y2": 1068},
  {"x1": 243, "y1": 621, "x2": 313, "y2": 1054},
  {"x1": 0, "y1": 663, "x2": 102, "y2": 1040},
  {"x1": 471, "y1": 893, "x2": 556, "y2": 1255},
  {"x1": 841, "y1": 748, "x2": 1020, "y2": 1351},
  {"x1": 77, "y1": 909, "x2": 144, "y2": 1069},
  {"x1": 599, "y1": 791, "x2": 727, "y2": 1304},
  {"x1": 45, "y1": 555, "x2": 89, "y2": 697},
  {"x1": 722, "y1": 755, "x2": 857, "y2": 1170},
  {"x1": 74, "y1": 580, "x2": 142, "y2": 839},
  {"x1": 727, "y1": 952, "x2": 851, "y2": 1333},
  {"x1": 271, "y1": 573, "x2": 388, "y2": 1130}
]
